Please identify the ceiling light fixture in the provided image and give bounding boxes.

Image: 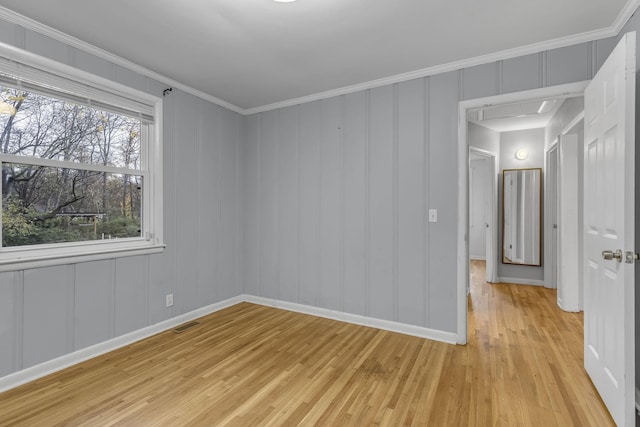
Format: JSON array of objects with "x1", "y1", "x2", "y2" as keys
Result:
[{"x1": 515, "y1": 149, "x2": 528, "y2": 160}]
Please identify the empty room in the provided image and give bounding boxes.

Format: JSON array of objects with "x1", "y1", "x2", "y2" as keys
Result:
[{"x1": 0, "y1": 0, "x2": 638, "y2": 425}]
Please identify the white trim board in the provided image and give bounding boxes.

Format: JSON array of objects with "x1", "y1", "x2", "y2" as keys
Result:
[
  {"x1": 0, "y1": 294, "x2": 458, "y2": 394},
  {"x1": 496, "y1": 277, "x2": 547, "y2": 287},
  {"x1": 0, "y1": 295, "x2": 244, "y2": 394},
  {"x1": 0, "y1": 1, "x2": 637, "y2": 115},
  {"x1": 244, "y1": 295, "x2": 458, "y2": 345}
]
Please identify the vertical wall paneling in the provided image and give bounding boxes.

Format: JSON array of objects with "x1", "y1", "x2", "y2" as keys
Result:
[
  {"x1": 113, "y1": 65, "x2": 148, "y2": 94},
  {"x1": 501, "y1": 53, "x2": 541, "y2": 94},
  {"x1": 0, "y1": 19, "x2": 245, "y2": 380},
  {"x1": 298, "y1": 102, "x2": 321, "y2": 306},
  {"x1": 0, "y1": 20, "x2": 16, "y2": 46},
  {"x1": 72, "y1": 48, "x2": 115, "y2": 81},
  {"x1": 74, "y1": 261, "x2": 115, "y2": 350},
  {"x1": 22, "y1": 266, "x2": 73, "y2": 368},
  {"x1": 342, "y1": 92, "x2": 368, "y2": 316},
  {"x1": 319, "y1": 97, "x2": 342, "y2": 311},
  {"x1": 24, "y1": 30, "x2": 69, "y2": 65},
  {"x1": 595, "y1": 37, "x2": 619, "y2": 71},
  {"x1": 278, "y1": 107, "x2": 299, "y2": 303},
  {"x1": 546, "y1": 42, "x2": 591, "y2": 87},
  {"x1": 423, "y1": 77, "x2": 431, "y2": 328},
  {"x1": 427, "y1": 71, "x2": 459, "y2": 332},
  {"x1": 173, "y1": 90, "x2": 200, "y2": 314},
  {"x1": 148, "y1": 89, "x2": 176, "y2": 323},
  {"x1": 397, "y1": 78, "x2": 426, "y2": 327},
  {"x1": 198, "y1": 101, "x2": 220, "y2": 305},
  {"x1": 368, "y1": 86, "x2": 395, "y2": 321},
  {"x1": 0, "y1": 272, "x2": 17, "y2": 376},
  {"x1": 114, "y1": 256, "x2": 149, "y2": 336},
  {"x1": 13, "y1": 25, "x2": 25, "y2": 49},
  {"x1": 259, "y1": 110, "x2": 280, "y2": 300},
  {"x1": 462, "y1": 63, "x2": 498, "y2": 100},
  {"x1": 220, "y1": 108, "x2": 241, "y2": 300},
  {"x1": 392, "y1": 85, "x2": 400, "y2": 322},
  {"x1": 243, "y1": 115, "x2": 260, "y2": 296}
]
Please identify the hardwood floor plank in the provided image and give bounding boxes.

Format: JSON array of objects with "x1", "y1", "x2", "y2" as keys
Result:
[{"x1": 0, "y1": 261, "x2": 615, "y2": 426}]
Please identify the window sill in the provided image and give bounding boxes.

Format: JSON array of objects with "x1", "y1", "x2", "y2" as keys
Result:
[{"x1": 0, "y1": 243, "x2": 165, "y2": 272}]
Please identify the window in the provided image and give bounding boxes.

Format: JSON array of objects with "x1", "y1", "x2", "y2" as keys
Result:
[{"x1": 0, "y1": 47, "x2": 163, "y2": 269}]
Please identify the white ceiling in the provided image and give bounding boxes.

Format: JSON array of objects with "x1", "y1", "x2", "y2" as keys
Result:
[
  {"x1": 467, "y1": 98, "x2": 569, "y2": 133},
  {"x1": 0, "y1": 0, "x2": 632, "y2": 111}
]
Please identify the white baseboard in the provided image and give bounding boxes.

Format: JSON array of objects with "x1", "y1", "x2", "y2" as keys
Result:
[
  {"x1": 497, "y1": 277, "x2": 546, "y2": 287},
  {"x1": 557, "y1": 298, "x2": 581, "y2": 313},
  {"x1": 469, "y1": 255, "x2": 486, "y2": 261},
  {"x1": 0, "y1": 295, "x2": 244, "y2": 394},
  {"x1": 244, "y1": 295, "x2": 458, "y2": 345},
  {"x1": 0, "y1": 293, "x2": 459, "y2": 394}
]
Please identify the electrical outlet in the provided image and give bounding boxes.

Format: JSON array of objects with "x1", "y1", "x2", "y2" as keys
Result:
[{"x1": 166, "y1": 293, "x2": 174, "y2": 307}]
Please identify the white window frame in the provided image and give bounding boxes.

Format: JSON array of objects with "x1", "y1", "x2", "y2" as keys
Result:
[{"x1": 0, "y1": 42, "x2": 164, "y2": 271}]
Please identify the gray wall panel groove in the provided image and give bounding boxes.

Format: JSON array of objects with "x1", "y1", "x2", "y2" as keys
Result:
[
  {"x1": 423, "y1": 77, "x2": 430, "y2": 329},
  {"x1": 392, "y1": 83, "x2": 400, "y2": 323}
]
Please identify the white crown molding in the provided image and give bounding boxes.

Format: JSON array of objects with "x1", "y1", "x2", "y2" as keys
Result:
[
  {"x1": 0, "y1": 1, "x2": 637, "y2": 116},
  {"x1": 615, "y1": 0, "x2": 640, "y2": 34},
  {"x1": 244, "y1": 0, "x2": 640, "y2": 115},
  {"x1": 0, "y1": 6, "x2": 244, "y2": 115}
]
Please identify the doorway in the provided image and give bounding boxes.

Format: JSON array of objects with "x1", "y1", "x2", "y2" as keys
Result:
[
  {"x1": 456, "y1": 81, "x2": 589, "y2": 344},
  {"x1": 468, "y1": 147, "x2": 497, "y2": 286}
]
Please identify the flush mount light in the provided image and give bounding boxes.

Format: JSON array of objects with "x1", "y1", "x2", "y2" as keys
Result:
[{"x1": 515, "y1": 149, "x2": 528, "y2": 160}]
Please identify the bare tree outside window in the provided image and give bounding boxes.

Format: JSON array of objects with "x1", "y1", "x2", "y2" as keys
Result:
[{"x1": 0, "y1": 86, "x2": 142, "y2": 247}]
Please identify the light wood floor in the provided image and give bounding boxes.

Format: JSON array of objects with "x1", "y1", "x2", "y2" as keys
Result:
[{"x1": 0, "y1": 260, "x2": 613, "y2": 426}]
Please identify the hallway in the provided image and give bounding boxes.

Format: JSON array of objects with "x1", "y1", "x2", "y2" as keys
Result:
[{"x1": 461, "y1": 259, "x2": 613, "y2": 425}]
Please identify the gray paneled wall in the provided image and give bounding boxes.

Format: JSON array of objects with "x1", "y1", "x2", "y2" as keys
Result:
[
  {"x1": 242, "y1": 38, "x2": 619, "y2": 334},
  {"x1": 0, "y1": 21, "x2": 242, "y2": 377}
]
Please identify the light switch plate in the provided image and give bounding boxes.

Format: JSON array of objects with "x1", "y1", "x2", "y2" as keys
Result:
[{"x1": 428, "y1": 209, "x2": 438, "y2": 223}]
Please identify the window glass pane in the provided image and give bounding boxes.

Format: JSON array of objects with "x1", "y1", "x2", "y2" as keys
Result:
[
  {"x1": 0, "y1": 86, "x2": 141, "y2": 169},
  {"x1": 2, "y1": 163, "x2": 142, "y2": 247}
]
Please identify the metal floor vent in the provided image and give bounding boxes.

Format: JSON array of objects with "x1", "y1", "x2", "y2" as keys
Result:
[{"x1": 173, "y1": 321, "x2": 200, "y2": 333}]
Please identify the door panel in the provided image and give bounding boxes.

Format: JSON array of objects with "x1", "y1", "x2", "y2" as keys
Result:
[{"x1": 583, "y1": 31, "x2": 635, "y2": 426}]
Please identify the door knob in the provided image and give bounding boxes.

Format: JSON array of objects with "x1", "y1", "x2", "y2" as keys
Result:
[{"x1": 602, "y1": 249, "x2": 623, "y2": 262}]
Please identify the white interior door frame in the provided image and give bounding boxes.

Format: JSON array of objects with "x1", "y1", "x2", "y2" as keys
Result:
[
  {"x1": 456, "y1": 81, "x2": 589, "y2": 344},
  {"x1": 469, "y1": 146, "x2": 498, "y2": 284},
  {"x1": 544, "y1": 141, "x2": 559, "y2": 291}
]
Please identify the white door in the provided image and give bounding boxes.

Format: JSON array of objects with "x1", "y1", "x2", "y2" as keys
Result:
[
  {"x1": 484, "y1": 156, "x2": 496, "y2": 283},
  {"x1": 546, "y1": 144, "x2": 559, "y2": 290},
  {"x1": 583, "y1": 31, "x2": 635, "y2": 426}
]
